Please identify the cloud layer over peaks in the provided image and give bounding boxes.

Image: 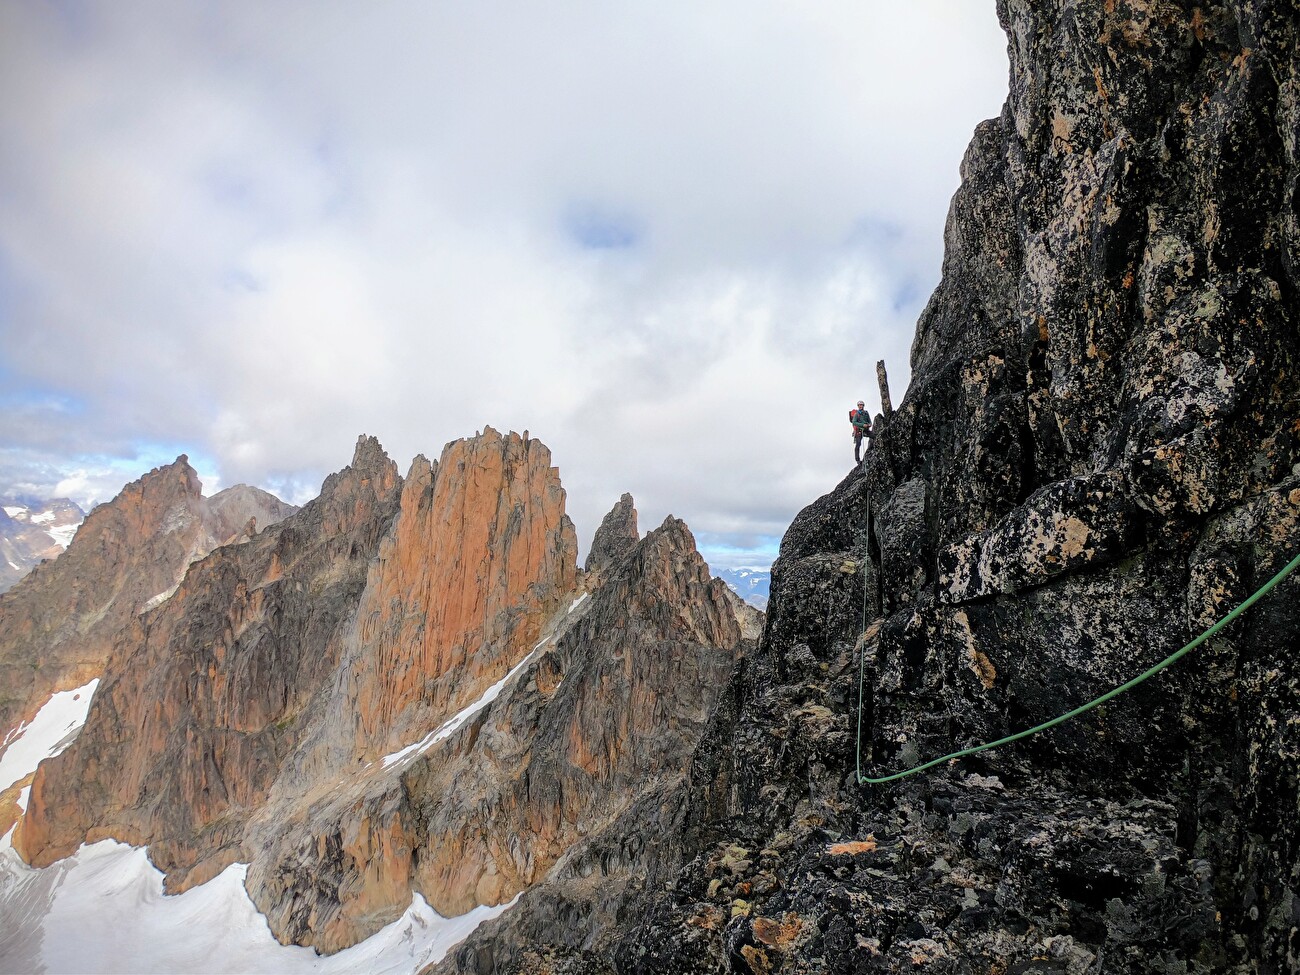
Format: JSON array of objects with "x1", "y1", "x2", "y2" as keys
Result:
[{"x1": 0, "y1": 1, "x2": 1008, "y2": 565}]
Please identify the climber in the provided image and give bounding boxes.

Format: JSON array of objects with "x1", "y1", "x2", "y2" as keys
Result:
[{"x1": 850, "y1": 400, "x2": 872, "y2": 463}]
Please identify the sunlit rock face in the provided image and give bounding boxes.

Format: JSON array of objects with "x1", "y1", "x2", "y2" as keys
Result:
[
  {"x1": 0, "y1": 458, "x2": 296, "y2": 750},
  {"x1": 242, "y1": 495, "x2": 742, "y2": 955},
  {"x1": 447, "y1": 3, "x2": 1300, "y2": 972},
  {"x1": 348, "y1": 429, "x2": 579, "y2": 760},
  {"x1": 13, "y1": 437, "x2": 401, "y2": 886}
]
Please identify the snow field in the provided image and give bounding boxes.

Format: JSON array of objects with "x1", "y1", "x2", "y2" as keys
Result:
[{"x1": 1, "y1": 678, "x2": 518, "y2": 974}]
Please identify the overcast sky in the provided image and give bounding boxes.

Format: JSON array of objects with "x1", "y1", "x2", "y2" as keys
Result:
[{"x1": 0, "y1": 1, "x2": 1007, "y2": 569}]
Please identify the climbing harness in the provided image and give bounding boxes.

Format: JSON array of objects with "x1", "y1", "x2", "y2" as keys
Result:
[{"x1": 855, "y1": 550, "x2": 1300, "y2": 785}]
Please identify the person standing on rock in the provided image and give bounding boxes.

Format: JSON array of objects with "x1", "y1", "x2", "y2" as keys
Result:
[{"x1": 850, "y1": 400, "x2": 872, "y2": 463}]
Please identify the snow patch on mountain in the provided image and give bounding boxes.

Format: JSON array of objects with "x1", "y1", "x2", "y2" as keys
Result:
[
  {"x1": 713, "y1": 566, "x2": 771, "y2": 610},
  {"x1": 382, "y1": 639, "x2": 547, "y2": 770},
  {"x1": 47, "y1": 522, "x2": 80, "y2": 549},
  {"x1": 0, "y1": 681, "x2": 515, "y2": 974},
  {"x1": 0, "y1": 679, "x2": 99, "y2": 792},
  {"x1": 0, "y1": 498, "x2": 85, "y2": 591},
  {"x1": 0, "y1": 835, "x2": 515, "y2": 975}
]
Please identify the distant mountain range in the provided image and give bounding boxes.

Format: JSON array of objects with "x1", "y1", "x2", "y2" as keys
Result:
[
  {"x1": 0, "y1": 498, "x2": 84, "y2": 594},
  {"x1": 713, "y1": 565, "x2": 770, "y2": 610}
]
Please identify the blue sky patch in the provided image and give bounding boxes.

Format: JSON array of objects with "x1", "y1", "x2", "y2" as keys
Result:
[{"x1": 563, "y1": 203, "x2": 643, "y2": 250}]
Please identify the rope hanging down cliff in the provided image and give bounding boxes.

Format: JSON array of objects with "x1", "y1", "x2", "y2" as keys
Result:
[{"x1": 854, "y1": 550, "x2": 1300, "y2": 786}]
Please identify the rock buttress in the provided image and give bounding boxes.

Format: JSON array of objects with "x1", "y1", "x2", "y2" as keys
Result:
[
  {"x1": 247, "y1": 508, "x2": 742, "y2": 958},
  {"x1": 584, "y1": 493, "x2": 640, "y2": 577},
  {"x1": 350, "y1": 427, "x2": 579, "y2": 759}
]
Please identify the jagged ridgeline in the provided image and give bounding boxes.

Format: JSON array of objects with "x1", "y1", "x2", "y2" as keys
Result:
[{"x1": 0, "y1": 428, "x2": 752, "y2": 967}]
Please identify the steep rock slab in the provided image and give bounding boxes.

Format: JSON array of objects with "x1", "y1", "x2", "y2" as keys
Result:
[
  {"x1": 14, "y1": 437, "x2": 401, "y2": 890},
  {"x1": 406, "y1": 515, "x2": 738, "y2": 915},
  {"x1": 578, "y1": 3, "x2": 1300, "y2": 973},
  {"x1": 246, "y1": 510, "x2": 740, "y2": 957},
  {"x1": 347, "y1": 428, "x2": 578, "y2": 759},
  {"x1": 230, "y1": 430, "x2": 576, "y2": 951}
]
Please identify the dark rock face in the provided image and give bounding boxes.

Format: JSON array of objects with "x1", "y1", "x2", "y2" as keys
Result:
[
  {"x1": 513, "y1": 3, "x2": 1300, "y2": 973},
  {"x1": 585, "y1": 493, "x2": 640, "y2": 577}
]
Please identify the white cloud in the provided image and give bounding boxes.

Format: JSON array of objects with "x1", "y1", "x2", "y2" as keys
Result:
[{"x1": 0, "y1": 0, "x2": 1008, "y2": 564}]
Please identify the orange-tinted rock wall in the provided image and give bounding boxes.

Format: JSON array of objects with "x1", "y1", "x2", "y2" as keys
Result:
[
  {"x1": 246, "y1": 508, "x2": 741, "y2": 950},
  {"x1": 352, "y1": 428, "x2": 578, "y2": 757}
]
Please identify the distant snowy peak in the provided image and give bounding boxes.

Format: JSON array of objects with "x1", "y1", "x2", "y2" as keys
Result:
[
  {"x1": 0, "y1": 498, "x2": 85, "y2": 593},
  {"x1": 713, "y1": 566, "x2": 771, "y2": 610},
  {"x1": 2, "y1": 498, "x2": 83, "y2": 542}
]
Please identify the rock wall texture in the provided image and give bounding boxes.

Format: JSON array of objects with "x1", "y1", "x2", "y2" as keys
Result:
[
  {"x1": 476, "y1": 3, "x2": 1300, "y2": 973},
  {"x1": 238, "y1": 496, "x2": 741, "y2": 955},
  {"x1": 584, "y1": 493, "x2": 640, "y2": 577},
  {"x1": 234, "y1": 429, "x2": 582, "y2": 952},
  {"x1": 348, "y1": 429, "x2": 578, "y2": 759},
  {"x1": 435, "y1": 511, "x2": 748, "y2": 975},
  {"x1": 13, "y1": 437, "x2": 401, "y2": 889},
  {"x1": 0, "y1": 459, "x2": 295, "y2": 747}
]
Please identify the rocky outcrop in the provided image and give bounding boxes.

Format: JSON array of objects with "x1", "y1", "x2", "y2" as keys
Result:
[
  {"x1": 346, "y1": 429, "x2": 578, "y2": 759},
  {"x1": 429, "y1": 513, "x2": 745, "y2": 974},
  {"x1": 13, "y1": 437, "x2": 401, "y2": 889},
  {"x1": 218, "y1": 430, "x2": 581, "y2": 951},
  {"x1": 503, "y1": 3, "x2": 1300, "y2": 973},
  {"x1": 7, "y1": 430, "x2": 744, "y2": 963},
  {"x1": 584, "y1": 493, "x2": 639, "y2": 577},
  {"x1": 204, "y1": 484, "x2": 299, "y2": 543},
  {"x1": 0, "y1": 463, "x2": 300, "y2": 755}
]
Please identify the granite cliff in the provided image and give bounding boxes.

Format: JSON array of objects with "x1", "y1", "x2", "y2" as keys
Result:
[{"x1": 441, "y1": 2, "x2": 1300, "y2": 972}]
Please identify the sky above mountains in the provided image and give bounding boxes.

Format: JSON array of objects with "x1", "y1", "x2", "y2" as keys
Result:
[{"x1": 0, "y1": 2, "x2": 1007, "y2": 569}]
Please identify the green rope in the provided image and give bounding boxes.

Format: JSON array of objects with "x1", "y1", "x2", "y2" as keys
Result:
[{"x1": 855, "y1": 550, "x2": 1300, "y2": 785}]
